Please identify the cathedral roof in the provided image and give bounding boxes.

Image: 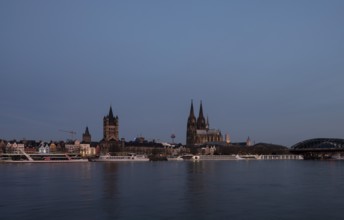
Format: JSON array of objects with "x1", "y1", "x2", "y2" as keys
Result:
[{"x1": 196, "y1": 129, "x2": 221, "y2": 135}]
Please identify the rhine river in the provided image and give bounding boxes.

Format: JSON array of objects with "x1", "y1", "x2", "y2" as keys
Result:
[{"x1": 1, "y1": 160, "x2": 344, "y2": 220}]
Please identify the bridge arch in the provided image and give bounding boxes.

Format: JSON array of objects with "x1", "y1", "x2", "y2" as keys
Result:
[
  {"x1": 291, "y1": 138, "x2": 344, "y2": 150},
  {"x1": 290, "y1": 138, "x2": 344, "y2": 159}
]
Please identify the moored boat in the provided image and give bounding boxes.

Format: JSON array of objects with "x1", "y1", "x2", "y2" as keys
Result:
[
  {"x1": 167, "y1": 156, "x2": 183, "y2": 161},
  {"x1": 181, "y1": 154, "x2": 200, "y2": 161},
  {"x1": 199, "y1": 155, "x2": 237, "y2": 160},
  {"x1": 0, "y1": 151, "x2": 88, "y2": 163},
  {"x1": 235, "y1": 155, "x2": 259, "y2": 160},
  {"x1": 93, "y1": 153, "x2": 149, "y2": 162}
]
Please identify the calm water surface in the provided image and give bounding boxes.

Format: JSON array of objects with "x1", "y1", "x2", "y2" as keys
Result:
[{"x1": 1, "y1": 161, "x2": 344, "y2": 220}]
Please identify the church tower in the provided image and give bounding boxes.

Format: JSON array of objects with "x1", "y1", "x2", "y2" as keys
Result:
[
  {"x1": 82, "y1": 126, "x2": 91, "y2": 143},
  {"x1": 103, "y1": 106, "x2": 119, "y2": 141},
  {"x1": 186, "y1": 100, "x2": 197, "y2": 146},
  {"x1": 197, "y1": 101, "x2": 206, "y2": 129}
]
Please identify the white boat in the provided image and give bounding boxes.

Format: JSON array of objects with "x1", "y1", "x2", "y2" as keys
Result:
[
  {"x1": 235, "y1": 155, "x2": 259, "y2": 160},
  {"x1": 93, "y1": 154, "x2": 149, "y2": 162},
  {"x1": 181, "y1": 154, "x2": 200, "y2": 161},
  {"x1": 167, "y1": 156, "x2": 183, "y2": 161},
  {"x1": 259, "y1": 155, "x2": 304, "y2": 160},
  {"x1": 199, "y1": 155, "x2": 237, "y2": 160},
  {"x1": 0, "y1": 150, "x2": 88, "y2": 163},
  {"x1": 331, "y1": 153, "x2": 344, "y2": 160}
]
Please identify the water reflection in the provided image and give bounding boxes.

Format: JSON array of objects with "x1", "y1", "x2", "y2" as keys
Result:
[
  {"x1": 2, "y1": 161, "x2": 344, "y2": 219},
  {"x1": 183, "y1": 161, "x2": 217, "y2": 218},
  {"x1": 100, "y1": 163, "x2": 120, "y2": 218}
]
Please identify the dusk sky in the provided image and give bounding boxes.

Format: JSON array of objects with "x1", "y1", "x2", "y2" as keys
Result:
[{"x1": 1, "y1": 1, "x2": 343, "y2": 146}]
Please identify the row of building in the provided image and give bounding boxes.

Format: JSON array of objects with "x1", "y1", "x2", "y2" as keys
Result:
[
  {"x1": 97, "y1": 101, "x2": 251, "y2": 148},
  {"x1": 1, "y1": 101, "x2": 252, "y2": 156},
  {"x1": 0, "y1": 140, "x2": 99, "y2": 156}
]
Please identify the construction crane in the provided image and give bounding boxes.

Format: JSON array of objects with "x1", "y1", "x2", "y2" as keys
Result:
[{"x1": 59, "y1": 129, "x2": 77, "y2": 141}]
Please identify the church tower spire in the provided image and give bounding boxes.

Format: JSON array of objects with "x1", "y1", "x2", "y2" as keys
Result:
[
  {"x1": 197, "y1": 101, "x2": 206, "y2": 129},
  {"x1": 186, "y1": 100, "x2": 197, "y2": 146},
  {"x1": 103, "y1": 106, "x2": 119, "y2": 141},
  {"x1": 85, "y1": 126, "x2": 90, "y2": 136},
  {"x1": 108, "y1": 106, "x2": 114, "y2": 123},
  {"x1": 189, "y1": 100, "x2": 195, "y2": 118},
  {"x1": 199, "y1": 101, "x2": 204, "y2": 117},
  {"x1": 82, "y1": 126, "x2": 91, "y2": 143}
]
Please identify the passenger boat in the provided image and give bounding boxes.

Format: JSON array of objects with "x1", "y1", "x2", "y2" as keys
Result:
[
  {"x1": 259, "y1": 155, "x2": 304, "y2": 160},
  {"x1": 330, "y1": 153, "x2": 344, "y2": 160},
  {"x1": 0, "y1": 150, "x2": 88, "y2": 163},
  {"x1": 199, "y1": 155, "x2": 237, "y2": 160},
  {"x1": 166, "y1": 156, "x2": 183, "y2": 161},
  {"x1": 235, "y1": 155, "x2": 259, "y2": 160},
  {"x1": 181, "y1": 154, "x2": 200, "y2": 161},
  {"x1": 93, "y1": 153, "x2": 149, "y2": 162}
]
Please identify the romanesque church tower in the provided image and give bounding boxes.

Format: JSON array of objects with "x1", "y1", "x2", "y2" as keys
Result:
[
  {"x1": 103, "y1": 106, "x2": 119, "y2": 141},
  {"x1": 82, "y1": 126, "x2": 91, "y2": 143}
]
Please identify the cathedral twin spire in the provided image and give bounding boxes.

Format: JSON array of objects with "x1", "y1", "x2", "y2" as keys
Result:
[
  {"x1": 197, "y1": 101, "x2": 206, "y2": 129},
  {"x1": 189, "y1": 100, "x2": 195, "y2": 118},
  {"x1": 188, "y1": 100, "x2": 207, "y2": 130},
  {"x1": 187, "y1": 100, "x2": 220, "y2": 146}
]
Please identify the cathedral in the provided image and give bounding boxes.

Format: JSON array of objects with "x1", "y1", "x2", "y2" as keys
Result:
[
  {"x1": 103, "y1": 106, "x2": 119, "y2": 141},
  {"x1": 186, "y1": 101, "x2": 223, "y2": 146}
]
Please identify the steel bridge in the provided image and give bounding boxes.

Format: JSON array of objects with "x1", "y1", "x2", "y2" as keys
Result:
[{"x1": 290, "y1": 138, "x2": 344, "y2": 159}]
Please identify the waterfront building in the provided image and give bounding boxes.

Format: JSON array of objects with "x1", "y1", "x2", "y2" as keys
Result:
[
  {"x1": 38, "y1": 143, "x2": 50, "y2": 154},
  {"x1": 65, "y1": 140, "x2": 81, "y2": 153},
  {"x1": 49, "y1": 142, "x2": 57, "y2": 152},
  {"x1": 5, "y1": 142, "x2": 25, "y2": 153},
  {"x1": 64, "y1": 140, "x2": 96, "y2": 156},
  {"x1": 0, "y1": 140, "x2": 5, "y2": 153},
  {"x1": 201, "y1": 146, "x2": 216, "y2": 155},
  {"x1": 186, "y1": 101, "x2": 223, "y2": 146},
  {"x1": 80, "y1": 143, "x2": 96, "y2": 157}
]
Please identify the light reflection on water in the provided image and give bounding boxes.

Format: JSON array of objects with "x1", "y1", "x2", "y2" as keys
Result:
[{"x1": 1, "y1": 161, "x2": 344, "y2": 219}]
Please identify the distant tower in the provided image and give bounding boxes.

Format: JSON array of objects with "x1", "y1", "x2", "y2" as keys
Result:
[
  {"x1": 186, "y1": 100, "x2": 197, "y2": 146},
  {"x1": 197, "y1": 101, "x2": 206, "y2": 129},
  {"x1": 171, "y1": 134, "x2": 176, "y2": 144},
  {"x1": 225, "y1": 133, "x2": 231, "y2": 144},
  {"x1": 246, "y1": 136, "x2": 252, "y2": 146},
  {"x1": 82, "y1": 126, "x2": 91, "y2": 143},
  {"x1": 103, "y1": 106, "x2": 119, "y2": 141}
]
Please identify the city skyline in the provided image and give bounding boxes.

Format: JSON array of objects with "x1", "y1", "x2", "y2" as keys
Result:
[{"x1": 1, "y1": 1, "x2": 344, "y2": 146}]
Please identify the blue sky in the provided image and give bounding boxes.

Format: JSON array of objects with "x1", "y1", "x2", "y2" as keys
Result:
[{"x1": 1, "y1": 0, "x2": 343, "y2": 146}]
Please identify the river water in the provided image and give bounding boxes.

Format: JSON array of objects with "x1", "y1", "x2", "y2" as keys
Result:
[{"x1": 1, "y1": 160, "x2": 344, "y2": 220}]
